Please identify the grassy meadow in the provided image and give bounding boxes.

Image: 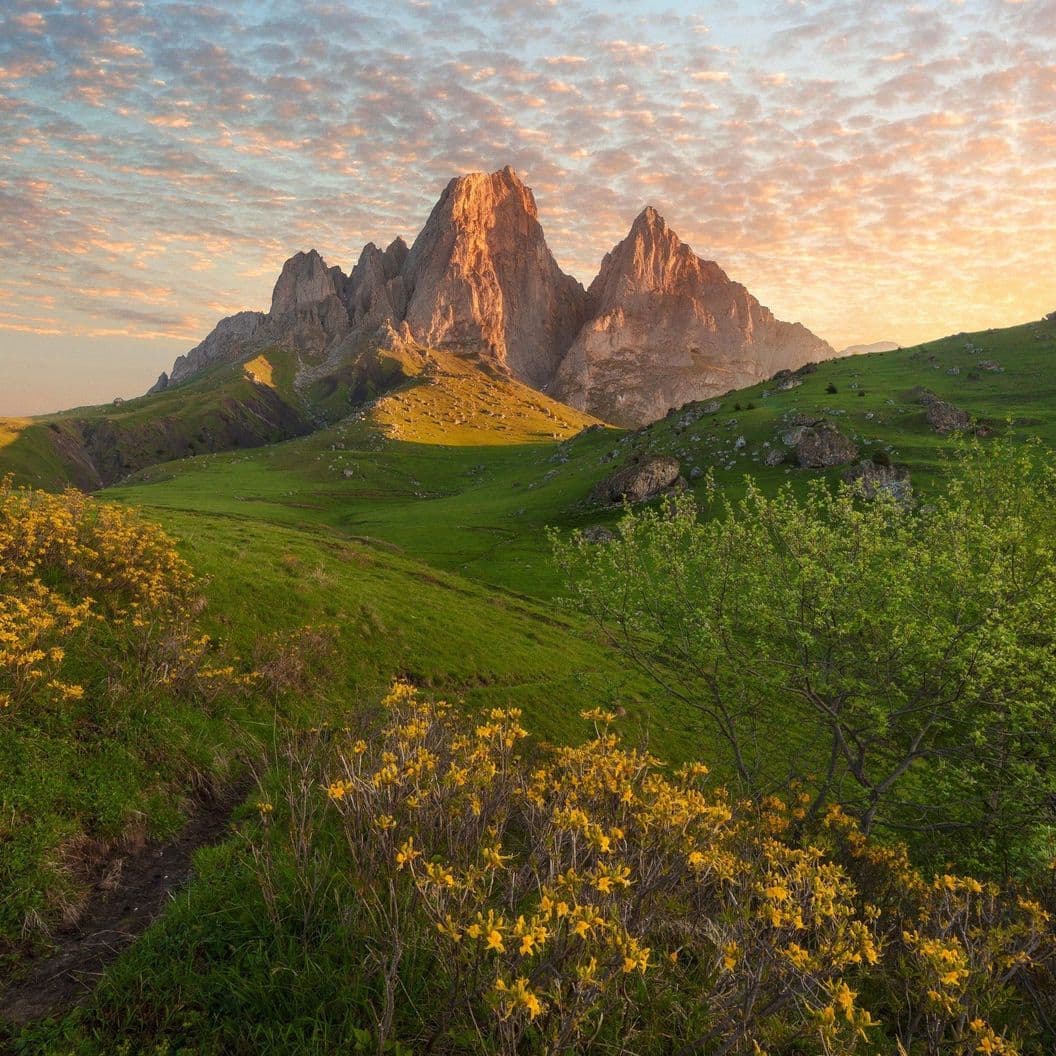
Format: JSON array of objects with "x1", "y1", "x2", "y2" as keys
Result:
[{"x1": 3, "y1": 318, "x2": 1056, "y2": 1053}]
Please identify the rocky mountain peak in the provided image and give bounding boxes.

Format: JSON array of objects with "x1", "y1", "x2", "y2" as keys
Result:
[
  {"x1": 591, "y1": 207, "x2": 727, "y2": 307},
  {"x1": 399, "y1": 166, "x2": 587, "y2": 388},
  {"x1": 159, "y1": 167, "x2": 834, "y2": 426},
  {"x1": 552, "y1": 210, "x2": 834, "y2": 427},
  {"x1": 270, "y1": 249, "x2": 341, "y2": 316},
  {"x1": 631, "y1": 204, "x2": 663, "y2": 233}
]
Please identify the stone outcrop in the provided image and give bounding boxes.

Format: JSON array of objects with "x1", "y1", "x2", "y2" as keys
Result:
[
  {"x1": 157, "y1": 170, "x2": 835, "y2": 426},
  {"x1": 147, "y1": 372, "x2": 169, "y2": 395},
  {"x1": 344, "y1": 238, "x2": 409, "y2": 333},
  {"x1": 918, "y1": 390, "x2": 969, "y2": 434},
  {"x1": 399, "y1": 167, "x2": 588, "y2": 388},
  {"x1": 843, "y1": 460, "x2": 912, "y2": 503},
  {"x1": 591, "y1": 456, "x2": 684, "y2": 505},
  {"x1": 789, "y1": 422, "x2": 858, "y2": 468},
  {"x1": 580, "y1": 525, "x2": 616, "y2": 543},
  {"x1": 170, "y1": 310, "x2": 269, "y2": 383},
  {"x1": 551, "y1": 207, "x2": 834, "y2": 427},
  {"x1": 270, "y1": 250, "x2": 339, "y2": 315}
]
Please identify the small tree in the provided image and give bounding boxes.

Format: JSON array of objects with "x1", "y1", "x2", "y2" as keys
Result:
[{"x1": 555, "y1": 440, "x2": 1056, "y2": 876}]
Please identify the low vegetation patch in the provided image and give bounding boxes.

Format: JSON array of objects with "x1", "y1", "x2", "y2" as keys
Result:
[
  {"x1": 239, "y1": 681, "x2": 1053, "y2": 1054},
  {"x1": 556, "y1": 440, "x2": 1056, "y2": 878},
  {"x1": 0, "y1": 478, "x2": 251, "y2": 950}
]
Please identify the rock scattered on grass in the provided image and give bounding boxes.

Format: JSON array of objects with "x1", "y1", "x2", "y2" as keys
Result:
[
  {"x1": 918, "y1": 389, "x2": 969, "y2": 434},
  {"x1": 591, "y1": 456, "x2": 684, "y2": 505}
]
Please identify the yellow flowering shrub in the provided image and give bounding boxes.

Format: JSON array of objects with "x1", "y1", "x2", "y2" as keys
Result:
[
  {"x1": 822, "y1": 806, "x2": 1055, "y2": 1055},
  {"x1": 1, "y1": 479, "x2": 264, "y2": 942},
  {"x1": 0, "y1": 477, "x2": 198, "y2": 712},
  {"x1": 292, "y1": 682, "x2": 1055, "y2": 1053}
]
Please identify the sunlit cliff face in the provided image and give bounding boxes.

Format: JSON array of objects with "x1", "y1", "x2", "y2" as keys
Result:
[{"x1": 1, "y1": 0, "x2": 1054, "y2": 414}]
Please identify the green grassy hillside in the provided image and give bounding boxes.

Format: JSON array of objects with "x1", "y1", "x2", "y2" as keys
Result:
[
  {"x1": 621, "y1": 316, "x2": 1056, "y2": 496},
  {"x1": 0, "y1": 349, "x2": 315, "y2": 491},
  {"x1": 5, "y1": 316, "x2": 1056, "y2": 1054},
  {"x1": 92, "y1": 316, "x2": 1056, "y2": 596},
  {"x1": 102, "y1": 344, "x2": 611, "y2": 596}
]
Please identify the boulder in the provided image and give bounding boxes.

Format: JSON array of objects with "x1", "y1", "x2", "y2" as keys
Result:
[
  {"x1": 843, "y1": 460, "x2": 912, "y2": 503},
  {"x1": 591, "y1": 456, "x2": 683, "y2": 505},
  {"x1": 764, "y1": 447, "x2": 787, "y2": 467},
  {"x1": 792, "y1": 423, "x2": 858, "y2": 468},
  {"x1": 580, "y1": 525, "x2": 616, "y2": 544},
  {"x1": 918, "y1": 389, "x2": 969, "y2": 434}
]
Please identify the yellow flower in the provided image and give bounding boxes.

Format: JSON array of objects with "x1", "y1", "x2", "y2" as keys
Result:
[
  {"x1": 436, "y1": 916, "x2": 461, "y2": 942},
  {"x1": 486, "y1": 928, "x2": 505, "y2": 953},
  {"x1": 482, "y1": 845, "x2": 512, "y2": 869},
  {"x1": 395, "y1": 838, "x2": 421, "y2": 870}
]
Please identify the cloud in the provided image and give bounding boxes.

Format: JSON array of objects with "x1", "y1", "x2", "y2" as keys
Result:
[{"x1": 0, "y1": 0, "x2": 1051, "y2": 385}]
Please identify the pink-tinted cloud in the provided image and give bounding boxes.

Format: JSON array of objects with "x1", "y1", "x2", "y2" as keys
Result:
[{"x1": 0, "y1": 0, "x2": 1054, "y2": 415}]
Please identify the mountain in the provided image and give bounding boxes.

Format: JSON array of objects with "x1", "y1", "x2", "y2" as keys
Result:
[
  {"x1": 841, "y1": 341, "x2": 900, "y2": 356},
  {"x1": 400, "y1": 166, "x2": 589, "y2": 388},
  {"x1": 154, "y1": 169, "x2": 831, "y2": 427},
  {"x1": 550, "y1": 207, "x2": 835, "y2": 427}
]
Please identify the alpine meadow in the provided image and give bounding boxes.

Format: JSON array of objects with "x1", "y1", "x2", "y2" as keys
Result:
[{"x1": 2, "y1": 2, "x2": 1056, "y2": 1054}]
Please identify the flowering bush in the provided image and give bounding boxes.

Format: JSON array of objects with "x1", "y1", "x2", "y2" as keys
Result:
[
  {"x1": 260, "y1": 680, "x2": 1054, "y2": 1054},
  {"x1": 1, "y1": 479, "x2": 255, "y2": 942},
  {"x1": 0, "y1": 476, "x2": 197, "y2": 712}
]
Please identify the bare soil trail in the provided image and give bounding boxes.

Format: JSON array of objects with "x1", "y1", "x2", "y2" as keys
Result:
[{"x1": 0, "y1": 789, "x2": 242, "y2": 1027}]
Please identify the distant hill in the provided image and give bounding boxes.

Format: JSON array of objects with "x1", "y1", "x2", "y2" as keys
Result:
[
  {"x1": 88, "y1": 314, "x2": 1056, "y2": 599},
  {"x1": 840, "y1": 340, "x2": 901, "y2": 356}
]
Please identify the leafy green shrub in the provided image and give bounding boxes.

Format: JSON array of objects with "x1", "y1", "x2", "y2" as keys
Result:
[{"x1": 554, "y1": 440, "x2": 1056, "y2": 878}]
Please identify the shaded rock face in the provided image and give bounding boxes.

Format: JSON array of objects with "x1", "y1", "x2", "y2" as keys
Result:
[
  {"x1": 344, "y1": 238, "x2": 409, "y2": 333},
  {"x1": 551, "y1": 207, "x2": 834, "y2": 427},
  {"x1": 54, "y1": 387, "x2": 312, "y2": 489},
  {"x1": 843, "y1": 460, "x2": 912, "y2": 503},
  {"x1": 147, "y1": 372, "x2": 169, "y2": 395},
  {"x1": 918, "y1": 390, "x2": 969, "y2": 434},
  {"x1": 170, "y1": 310, "x2": 269, "y2": 383},
  {"x1": 400, "y1": 166, "x2": 588, "y2": 388},
  {"x1": 791, "y1": 423, "x2": 858, "y2": 468},
  {"x1": 270, "y1": 250, "x2": 339, "y2": 315},
  {"x1": 591, "y1": 456, "x2": 683, "y2": 505}
]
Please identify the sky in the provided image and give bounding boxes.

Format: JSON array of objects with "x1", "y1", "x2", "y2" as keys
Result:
[{"x1": 1, "y1": 0, "x2": 1054, "y2": 416}]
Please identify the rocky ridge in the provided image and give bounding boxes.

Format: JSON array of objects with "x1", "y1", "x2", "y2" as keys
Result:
[
  {"x1": 551, "y1": 208, "x2": 833, "y2": 426},
  {"x1": 156, "y1": 169, "x2": 833, "y2": 426}
]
